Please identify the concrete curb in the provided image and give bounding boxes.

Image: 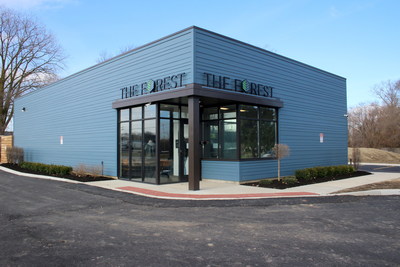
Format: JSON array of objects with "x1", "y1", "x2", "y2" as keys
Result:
[
  {"x1": 115, "y1": 186, "x2": 320, "y2": 200},
  {"x1": 1, "y1": 165, "x2": 399, "y2": 200},
  {"x1": 0, "y1": 166, "x2": 82, "y2": 184},
  {"x1": 360, "y1": 163, "x2": 400, "y2": 166},
  {"x1": 0, "y1": 166, "x2": 320, "y2": 200},
  {"x1": 332, "y1": 189, "x2": 400, "y2": 196}
]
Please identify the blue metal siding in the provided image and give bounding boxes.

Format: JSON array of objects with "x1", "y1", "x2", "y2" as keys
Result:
[
  {"x1": 14, "y1": 26, "x2": 347, "y2": 182},
  {"x1": 239, "y1": 160, "x2": 277, "y2": 181},
  {"x1": 202, "y1": 160, "x2": 240, "y2": 181},
  {"x1": 14, "y1": 29, "x2": 195, "y2": 176},
  {"x1": 194, "y1": 28, "x2": 347, "y2": 182}
]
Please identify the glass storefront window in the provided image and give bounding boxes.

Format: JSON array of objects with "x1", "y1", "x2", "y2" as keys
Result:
[
  {"x1": 120, "y1": 109, "x2": 130, "y2": 121},
  {"x1": 120, "y1": 122, "x2": 129, "y2": 177},
  {"x1": 239, "y1": 105, "x2": 258, "y2": 119},
  {"x1": 201, "y1": 104, "x2": 277, "y2": 160},
  {"x1": 144, "y1": 104, "x2": 156, "y2": 119},
  {"x1": 203, "y1": 121, "x2": 219, "y2": 158},
  {"x1": 160, "y1": 119, "x2": 171, "y2": 181},
  {"x1": 119, "y1": 102, "x2": 278, "y2": 184},
  {"x1": 160, "y1": 104, "x2": 180, "y2": 118},
  {"x1": 119, "y1": 103, "x2": 193, "y2": 184},
  {"x1": 143, "y1": 119, "x2": 156, "y2": 183},
  {"x1": 203, "y1": 107, "x2": 218, "y2": 120},
  {"x1": 131, "y1": 106, "x2": 142, "y2": 120},
  {"x1": 159, "y1": 119, "x2": 181, "y2": 183},
  {"x1": 131, "y1": 121, "x2": 142, "y2": 180},
  {"x1": 260, "y1": 121, "x2": 276, "y2": 158},
  {"x1": 180, "y1": 106, "x2": 188, "y2": 119},
  {"x1": 221, "y1": 119, "x2": 237, "y2": 159},
  {"x1": 220, "y1": 105, "x2": 236, "y2": 119},
  {"x1": 240, "y1": 119, "x2": 259, "y2": 158},
  {"x1": 260, "y1": 107, "x2": 276, "y2": 121}
]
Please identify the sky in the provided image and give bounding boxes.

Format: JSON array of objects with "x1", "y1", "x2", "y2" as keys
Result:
[{"x1": 1, "y1": 0, "x2": 399, "y2": 108}]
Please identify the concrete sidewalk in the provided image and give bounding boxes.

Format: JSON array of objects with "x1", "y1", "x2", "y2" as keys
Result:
[
  {"x1": 283, "y1": 172, "x2": 400, "y2": 195},
  {"x1": 1, "y1": 166, "x2": 399, "y2": 200},
  {"x1": 88, "y1": 172, "x2": 400, "y2": 200}
]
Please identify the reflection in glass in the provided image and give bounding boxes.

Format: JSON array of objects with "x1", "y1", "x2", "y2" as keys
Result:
[
  {"x1": 239, "y1": 105, "x2": 258, "y2": 119},
  {"x1": 220, "y1": 105, "x2": 236, "y2": 119},
  {"x1": 131, "y1": 121, "x2": 142, "y2": 181},
  {"x1": 203, "y1": 107, "x2": 218, "y2": 120},
  {"x1": 183, "y1": 123, "x2": 189, "y2": 176},
  {"x1": 203, "y1": 121, "x2": 218, "y2": 158},
  {"x1": 144, "y1": 119, "x2": 156, "y2": 183},
  {"x1": 172, "y1": 120, "x2": 180, "y2": 178},
  {"x1": 120, "y1": 109, "x2": 130, "y2": 121},
  {"x1": 120, "y1": 122, "x2": 129, "y2": 177},
  {"x1": 160, "y1": 104, "x2": 179, "y2": 118},
  {"x1": 180, "y1": 106, "x2": 188, "y2": 119},
  {"x1": 131, "y1": 106, "x2": 142, "y2": 120},
  {"x1": 240, "y1": 119, "x2": 259, "y2": 158},
  {"x1": 160, "y1": 119, "x2": 178, "y2": 183},
  {"x1": 144, "y1": 104, "x2": 156, "y2": 119},
  {"x1": 221, "y1": 119, "x2": 236, "y2": 159},
  {"x1": 260, "y1": 107, "x2": 276, "y2": 121},
  {"x1": 260, "y1": 121, "x2": 276, "y2": 158},
  {"x1": 201, "y1": 105, "x2": 277, "y2": 160}
]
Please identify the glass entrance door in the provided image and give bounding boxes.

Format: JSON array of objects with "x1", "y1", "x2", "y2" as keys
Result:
[
  {"x1": 179, "y1": 119, "x2": 189, "y2": 181},
  {"x1": 159, "y1": 118, "x2": 188, "y2": 183},
  {"x1": 119, "y1": 104, "x2": 189, "y2": 184}
]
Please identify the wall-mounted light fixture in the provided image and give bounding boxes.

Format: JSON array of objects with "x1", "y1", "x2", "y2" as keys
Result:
[{"x1": 21, "y1": 107, "x2": 26, "y2": 112}]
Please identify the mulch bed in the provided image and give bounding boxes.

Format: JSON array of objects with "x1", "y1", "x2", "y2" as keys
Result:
[
  {"x1": 1, "y1": 163, "x2": 114, "y2": 182},
  {"x1": 243, "y1": 171, "x2": 372, "y2": 189}
]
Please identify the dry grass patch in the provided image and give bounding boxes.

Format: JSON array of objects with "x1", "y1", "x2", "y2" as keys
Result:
[
  {"x1": 348, "y1": 148, "x2": 400, "y2": 164},
  {"x1": 333, "y1": 178, "x2": 400, "y2": 194},
  {"x1": 73, "y1": 163, "x2": 103, "y2": 177}
]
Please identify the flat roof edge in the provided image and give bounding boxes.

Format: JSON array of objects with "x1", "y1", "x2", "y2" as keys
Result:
[
  {"x1": 16, "y1": 26, "x2": 197, "y2": 101},
  {"x1": 16, "y1": 25, "x2": 346, "y2": 102}
]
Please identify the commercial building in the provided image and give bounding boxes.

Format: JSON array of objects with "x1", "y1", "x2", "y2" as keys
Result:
[{"x1": 14, "y1": 26, "x2": 347, "y2": 189}]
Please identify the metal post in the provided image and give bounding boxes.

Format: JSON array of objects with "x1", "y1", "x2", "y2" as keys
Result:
[{"x1": 188, "y1": 96, "x2": 200, "y2": 190}]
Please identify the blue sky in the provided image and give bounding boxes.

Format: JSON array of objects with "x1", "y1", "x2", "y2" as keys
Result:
[{"x1": 2, "y1": 0, "x2": 399, "y2": 108}]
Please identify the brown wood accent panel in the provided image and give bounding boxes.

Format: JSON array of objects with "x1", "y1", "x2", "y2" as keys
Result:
[{"x1": 0, "y1": 135, "x2": 13, "y2": 163}]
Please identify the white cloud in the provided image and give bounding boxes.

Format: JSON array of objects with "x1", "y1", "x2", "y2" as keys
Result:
[{"x1": 0, "y1": 0, "x2": 77, "y2": 10}]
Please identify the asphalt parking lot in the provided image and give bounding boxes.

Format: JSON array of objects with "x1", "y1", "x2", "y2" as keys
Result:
[
  {"x1": 1, "y1": 170, "x2": 399, "y2": 266},
  {"x1": 360, "y1": 164, "x2": 400, "y2": 173}
]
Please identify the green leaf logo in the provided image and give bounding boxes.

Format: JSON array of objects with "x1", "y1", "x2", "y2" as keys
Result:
[
  {"x1": 146, "y1": 80, "x2": 155, "y2": 92},
  {"x1": 241, "y1": 80, "x2": 249, "y2": 92}
]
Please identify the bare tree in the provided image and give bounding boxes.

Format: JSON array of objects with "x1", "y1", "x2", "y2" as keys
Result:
[
  {"x1": 373, "y1": 80, "x2": 400, "y2": 148},
  {"x1": 348, "y1": 79, "x2": 400, "y2": 148},
  {"x1": 96, "y1": 45, "x2": 136, "y2": 63},
  {"x1": 96, "y1": 50, "x2": 112, "y2": 64},
  {"x1": 373, "y1": 80, "x2": 400, "y2": 108},
  {"x1": 348, "y1": 103, "x2": 381, "y2": 147},
  {"x1": 351, "y1": 147, "x2": 361, "y2": 170},
  {"x1": 0, "y1": 7, "x2": 65, "y2": 134},
  {"x1": 272, "y1": 144, "x2": 290, "y2": 181}
]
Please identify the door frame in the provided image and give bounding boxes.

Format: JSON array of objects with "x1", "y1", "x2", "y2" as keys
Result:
[{"x1": 179, "y1": 118, "x2": 189, "y2": 181}]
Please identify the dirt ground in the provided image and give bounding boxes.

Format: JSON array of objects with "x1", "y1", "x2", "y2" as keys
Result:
[
  {"x1": 344, "y1": 148, "x2": 400, "y2": 192},
  {"x1": 334, "y1": 178, "x2": 400, "y2": 194},
  {"x1": 348, "y1": 147, "x2": 400, "y2": 164}
]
